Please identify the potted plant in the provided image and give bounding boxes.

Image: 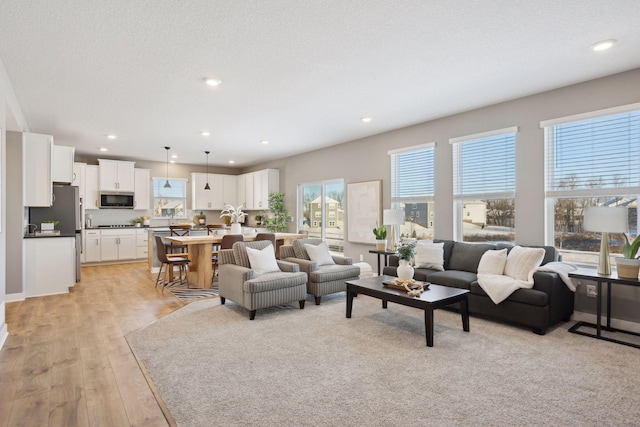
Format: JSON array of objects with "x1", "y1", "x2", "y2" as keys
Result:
[
  {"x1": 373, "y1": 222, "x2": 387, "y2": 251},
  {"x1": 255, "y1": 214, "x2": 263, "y2": 226},
  {"x1": 263, "y1": 192, "x2": 292, "y2": 232},
  {"x1": 396, "y1": 243, "x2": 416, "y2": 280},
  {"x1": 132, "y1": 217, "x2": 143, "y2": 228},
  {"x1": 616, "y1": 234, "x2": 640, "y2": 278},
  {"x1": 196, "y1": 211, "x2": 207, "y2": 225},
  {"x1": 220, "y1": 205, "x2": 247, "y2": 234}
]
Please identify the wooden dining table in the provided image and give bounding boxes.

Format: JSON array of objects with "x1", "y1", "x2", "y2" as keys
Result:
[{"x1": 164, "y1": 233, "x2": 306, "y2": 289}]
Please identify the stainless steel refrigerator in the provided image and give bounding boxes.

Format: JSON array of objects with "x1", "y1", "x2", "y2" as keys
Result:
[{"x1": 29, "y1": 185, "x2": 82, "y2": 282}]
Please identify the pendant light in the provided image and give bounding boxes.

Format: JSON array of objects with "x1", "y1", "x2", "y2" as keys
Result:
[
  {"x1": 164, "y1": 146, "x2": 171, "y2": 189},
  {"x1": 204, "y1": 150, "x2": 211, "y2": 190}
]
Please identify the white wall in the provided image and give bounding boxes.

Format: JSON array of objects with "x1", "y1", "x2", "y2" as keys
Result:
[
  {"x1": 0, "y1": 57, "x2": 29, "y2": 349},
  {"x1": 249, "y1": 68, "x2": 640, "y2": 323}
]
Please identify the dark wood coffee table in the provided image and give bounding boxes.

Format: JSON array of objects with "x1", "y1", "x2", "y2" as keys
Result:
[{"x1": 345, "y1": 275, "x2": 470, "y2": 347}]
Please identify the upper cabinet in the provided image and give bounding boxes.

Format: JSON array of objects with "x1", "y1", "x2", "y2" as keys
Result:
[
  {"x1": 72, "y1": 162, "x2": 86, "y2": 199},
  {"x1": 236, "y1": 169, "x2": 279, "y2": 210},
  {"x1": 52, "y1": 145, "x2": 75, "y2": 184},
  {"x1": 23, "y1": 132, "x2": 53, "y2": 207},
  {"x1": 84, "y1": 165, "x2": 99, "y2": 209},
  {"x1": 134, "y1": 168, "x2": 151, "y2": 210},
  {"x1": 99, "y1": 159, "x2": 135, "y2": 192},
  {"x1": 191, "y1": 173, "x2": 238, "y2": 210}
]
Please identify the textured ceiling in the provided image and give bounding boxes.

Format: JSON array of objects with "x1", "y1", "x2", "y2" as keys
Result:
[{"x1": 1, "y1": 0, "x2": 639, "y2": 167}]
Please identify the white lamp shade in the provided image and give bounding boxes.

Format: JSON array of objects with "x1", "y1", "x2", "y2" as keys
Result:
[
  {"x1": 383, "y1": 209, "x2": 405, "y2": 226},
  {"x1": 583, "y1": 206, "x2": 628, "y2": 233}
]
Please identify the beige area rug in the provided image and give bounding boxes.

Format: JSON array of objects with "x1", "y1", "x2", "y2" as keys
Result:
[{"x1": 127, "y1": 293, "x2": 640, "y2": 427}]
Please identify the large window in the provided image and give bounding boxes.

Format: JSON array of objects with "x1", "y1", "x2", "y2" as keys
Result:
[
  {"x1": 153, "y1": 178, "x2": 187, "y2": 219},
  {"x1": 543, "y1": 104, "x2": 640, "y2": 264},
  {"x1": 298, "y1": 179, "x2": 345, "y2": 254},
  {"x1": 451, "y1": 127, "x2": 517, "y2": 243},
  {"x1": 389, "y1": 143, "x2": 435, "y2": 239}
]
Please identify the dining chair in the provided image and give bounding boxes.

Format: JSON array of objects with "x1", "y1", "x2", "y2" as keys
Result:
[
  {"x1": 154, "y1": 235, "x2": 189, "y2": 290},
  {"x1": 255, "y1": 233, "x2": 276, "y2": 254},
  {"x1": 168, "y1": 225, "x2": 191, "y2": 254},
  {"x1": 212, "y1": 234, "x2": 244, "y2": 283}
]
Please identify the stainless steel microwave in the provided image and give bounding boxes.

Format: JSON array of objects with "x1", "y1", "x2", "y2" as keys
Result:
[{"x1": 99, "y1": 192, "x2": 135, "y2": 209}]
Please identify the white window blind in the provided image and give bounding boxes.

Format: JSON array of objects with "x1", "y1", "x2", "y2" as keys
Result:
[
  {"x1": 544, "y1": 110, "x2": 640, "y2": 198},
  {"x1": 389, "y1": 143, "x2": 434, "y2": 203},
  {"x1": 451, "y1": 129, "x2": 516, "y2": 200}
]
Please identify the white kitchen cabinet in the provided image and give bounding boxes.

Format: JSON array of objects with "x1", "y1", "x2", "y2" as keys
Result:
[
  {"x1": 250, "y1": 169, "x2": 279, "y2": 210},
  {"x1": 72, "y1": 162, "x2": 85, "y2": 193},
  {"x1": 237, "y1": 172, "x2": 255, "y2": 209},
  {"x1": 84, "y1": 229, "x2": 101, "y2": 262},
  {"x1": 98, "y1": 159, "x2": 135, "y2": 192},
  {"x1": 136, "y1": 229, "x2": 149, "y2": 259},
  {"x1": 52, "y1": 145, "x2": 75, "y2": 184},
  {"x1": 23, "y1": 237, "x2": 75, "y2": 297},
  {"x1": 191, "y1": 172, "x2": 210, "y2": 210},
  {"x1": 100, "y1": 229, "x2": 136, "y2": 261},
  {"x1": 191, "y1": 172, "x2": 233, "y2": 210},
  {"x1": 134, "y1": 168, "x2": 151, "y2": 210},
  {"x1": 23, "y1": 132, "x2": 53, "y2": 207},
  {"x1": 84, "y1": 165, "x2": 99, "y2": 210},
  {"x1": 222, "y1": 174, "x2": 237, "y2": 207}
]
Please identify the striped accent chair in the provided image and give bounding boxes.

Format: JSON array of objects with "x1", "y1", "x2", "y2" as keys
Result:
[
  {"x1": 218, "y1": 240, "x2": 308, "y2": 320},
  {"x1": 280, "y1": 238, "x2": 361, "y2": 305}
]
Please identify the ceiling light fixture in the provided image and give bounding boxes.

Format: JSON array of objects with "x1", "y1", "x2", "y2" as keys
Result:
[
  {"x1": 164, "y1": 146, "x2": 171, "y2": 189},
  {"x1": 201, "y1": 131, "x2": 211, "y2": 136},
  {"x1": 99, "y1": 147, "x2": 108, "y2": 152},
  {"x1": 106, "y1": 134, "x2": 118, "y2": 139},
  {"x1": 204, "y1": 150, "x2": 211, "y2": 190},
  {"x1": 171, "y1": 154, "x2": 178, "y2": 159},
  {"x1": 228, "y1": 160, "x2": 235, "y2": 164},
  {"x1": 592, "y1": 39, "x2": 617, "y2": 51},
  {"x1": 361, "y1": 117, "x2": 373, "y2": 123},
  {"x1": 261, "y1": 140, "x2": 269, "y2": 145},
  {"x1": 204, "y1": 77, "x2": 222, "y2": 87}
]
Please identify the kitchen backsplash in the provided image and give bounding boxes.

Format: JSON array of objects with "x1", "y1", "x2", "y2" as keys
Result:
[{"x1": 84, "y1": 209, "x2": 253, "y2": 227}]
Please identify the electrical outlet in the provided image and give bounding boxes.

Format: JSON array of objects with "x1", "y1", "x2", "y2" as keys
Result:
[
  {"x1": 359, "y1": 254, "x2": 364, "y2": 262},
  {"x1": 586, "y1": 284, "x2": 597, "y2": 297}
]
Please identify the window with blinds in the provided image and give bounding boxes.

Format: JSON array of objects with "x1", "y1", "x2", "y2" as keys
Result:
[
  {"x1": 450, "y1": 127, "x2": 517, "y2": 242},
  {"x1": 388, "y1": 143, "x2": 435, "y2": 239},
  {"x1": 541, "y1": 104, "x2": 640, "y2": 262}
]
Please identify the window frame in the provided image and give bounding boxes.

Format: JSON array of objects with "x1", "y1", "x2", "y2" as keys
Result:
[{"x1": 152, "y1": 177, "x2": 188, "y2": 220}]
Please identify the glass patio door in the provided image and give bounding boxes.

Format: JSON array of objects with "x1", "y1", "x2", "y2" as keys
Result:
[{"x1": 298, "y1": 179, "x2": 345, "y2": 254}]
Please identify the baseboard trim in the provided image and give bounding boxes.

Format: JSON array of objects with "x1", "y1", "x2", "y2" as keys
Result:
[
  {"x1": 5, "y1": 292, "x2": 25, "y2": 302},
  {"x1": 572, "y1": 311, "x2": 640, "y2": 334}
]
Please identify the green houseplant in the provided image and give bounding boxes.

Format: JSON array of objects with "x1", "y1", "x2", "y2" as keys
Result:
[
  {"x1": 132, "y1": 217, "x2": 143, "y2": 227},
  {"x1": 196, "y1": 211, "x2": 207, "y2": 224},
  {"x1": 263, "y1": 192, "x2": 292, "y2": 232},
  {"x1": 373, "y1": 222, "x2": 387, "y2": 250},
  {"x1": 616, "y1": 234, "x2": 640, "y2": 278}
]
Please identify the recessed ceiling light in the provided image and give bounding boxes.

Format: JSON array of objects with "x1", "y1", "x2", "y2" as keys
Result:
[
  {"x1": 106, "y1": 134, "x2": 118, "y2": 139},
  {"x1": 99, "y1": 147, "x2": 108, "y2": 152},
  {"x1": 171, "y1": 154, "x2": 178, "y2": 159},
  {"x1": 170, "y1": 160, "x2": 176, "y2": 164},
  {"x1": 361, "y1": 117, "x2": 373, "y2": 123},
  {"x1": 228, "y1": 160, "x2": 235, "y2": 164},
  {"x1": 201, "y1": 131, "x2": 211, "y2": 136},
  {"x1": 204, "y1": 77, "x2": 222, "y2": 87},
  {"x1": 592, "y1": 39, "x2": 617, "y2": 51},
  {"x1": 261, "y1": 140, "x2": 269, "y2": 145}
]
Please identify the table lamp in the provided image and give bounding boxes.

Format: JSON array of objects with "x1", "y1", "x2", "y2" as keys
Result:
[
  {"x1": 583, "y1": 206, "x2": 628, "y2": 275},
  {"x1": 383, "y1": 208, "x2": 405, "y2": 251}
]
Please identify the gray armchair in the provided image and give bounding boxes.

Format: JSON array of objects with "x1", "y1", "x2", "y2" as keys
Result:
[
  {"x1": 218, "y1": 240, "x2": 308, "y2": 320},
  {"x1": 280, "y1": 238, "x2": 360, "y2": 305}
]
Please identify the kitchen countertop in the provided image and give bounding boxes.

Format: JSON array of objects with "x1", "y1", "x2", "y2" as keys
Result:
[{"x1": 24, "y1": 233, "x2": 77, "y2": 238}]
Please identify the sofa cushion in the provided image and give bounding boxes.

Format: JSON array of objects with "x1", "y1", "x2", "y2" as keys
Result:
[
  {"x1": 243, "y1": 271, "x2": 308, "y2": 293},
  {"x1": 447, "y1": 242, "x2": 497, "y2": 273},
  {"x1": 427, "y1": 270, "x2": 477, "y2": 289},
  {"x1": 246, "y1": 244, "x2": 280, "y2": 275},
  {"x1": 412, "y1": 267, "x2": 441, "y2": 282},
  {"x1": 414, "y1": 241, "x2": 444, "y2": 270},
  {"x1": 309, "y1": 264, "x2": 360, "y2": 283},
  {"x1": 504, "y1": 246, "x2": 545, "y2": 282},
  {"x1": 477, "y1": 249, "x2": 508, "y2": 275},
  {"x1": 496, "y1": 243, "x2": 559, "y2": 266},
  {"x1": 292, "y1": 238, "x2": 323, "y2": 260},
  {"x1": 434, "y1": 240, "x2": 455, "y2": 270},
  {"x1": 470, "y1": 282, "x2": 548, "y2": 306},
  {"x1": 304, "y1": 241, "x2": 335, "y2": 266}
]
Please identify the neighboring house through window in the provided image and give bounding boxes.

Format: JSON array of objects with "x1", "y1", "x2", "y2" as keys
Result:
[{"x1": 152, "y1": 178, "x2": 187, "y2": 219}]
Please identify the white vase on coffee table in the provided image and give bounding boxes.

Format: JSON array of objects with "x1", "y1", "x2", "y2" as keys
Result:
[{"x1": 397, "y1": 259, "x2": 414, "y2": 280}]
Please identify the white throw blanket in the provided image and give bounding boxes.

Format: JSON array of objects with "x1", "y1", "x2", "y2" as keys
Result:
[{"x1": 478, "y1": 261, "x2": 578, "y2": 304}]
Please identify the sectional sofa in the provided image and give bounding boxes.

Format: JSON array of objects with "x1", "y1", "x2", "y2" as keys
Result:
[{"x1": 382, "y1": 240, "x2": 575, "y2": 334}]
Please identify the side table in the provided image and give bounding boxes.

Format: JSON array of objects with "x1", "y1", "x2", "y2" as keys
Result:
[
  {"x1": 368, "y1": 249, "x2": 397, "y2": 276},
  {"x1": 568, "y1": 267, "x2": 640, "y2": 349}
]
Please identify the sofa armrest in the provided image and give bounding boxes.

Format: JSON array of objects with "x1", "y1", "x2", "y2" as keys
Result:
[
  {"x1": 388, "y1": 255, "x2": 400, "y2": 268},
  {"x1": 279, "y1": 245, "x2": 296, "y2": 259},
  {"x1": 532, "y1": 271, "x2": 575, "y2": 323},
  {"x1": 332, "y1": 256, "x2": 353, "y2": 265},
  {"x1": 277, "y1": 260, "x2": 300, "y2": 273},
  {"x1": 283, "y1": 257, "x2": 318, "y2": 275}
]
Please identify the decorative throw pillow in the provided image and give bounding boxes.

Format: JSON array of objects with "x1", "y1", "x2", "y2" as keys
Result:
[
  {"x1": 246, "y1": 244, "x2": 280, "y2": 275},
  {"x1": 414, "y1": 241, "x2": 444, "y2": 271},
  {"x1": 305, "y1": 242, "x2": 335, "y2": 266},
  {"x1": 477, "y1": 248, "x2": 508, "y2": 275},
  {"x1": 504, "y1": 246, "x2": 545, "y2": 282}
]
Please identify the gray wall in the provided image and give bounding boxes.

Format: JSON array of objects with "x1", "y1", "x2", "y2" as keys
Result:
[
  {"x1": 248, "y1": 68, "x2": 640, "y2": 323},
  {"x1": 5, "y1": 132, "x2": 23, "y2": 294}
]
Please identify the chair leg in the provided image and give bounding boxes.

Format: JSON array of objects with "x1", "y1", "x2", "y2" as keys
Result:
[
  {"x1": 220, "y1": 297, "x2": 226, "y2": 305},
  {"x1": 249, "y1": 310, "x2": 256, "y2": 320},
  {"x1": 299, "y1": 300, "x2": 305, "y2": 309},
  {"x1": 314, "y1": 296, "x2": 322, "y2": 305},
  {"x1": 155, "y1": 263, "x2": 164, "y2": 288}
]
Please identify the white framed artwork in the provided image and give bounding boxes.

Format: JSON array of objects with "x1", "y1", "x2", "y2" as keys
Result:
[{"x1": 347, "y1": 180, "x2": 381, "y2": 244}]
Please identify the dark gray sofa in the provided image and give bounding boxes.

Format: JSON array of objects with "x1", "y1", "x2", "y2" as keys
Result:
[{"x1": 382, "y1": 240, "x2": 574, "y2": 334}]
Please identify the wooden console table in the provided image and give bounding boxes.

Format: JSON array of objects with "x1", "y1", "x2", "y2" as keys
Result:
[{"x1": 568, "y1": 267, "x2": 640, "y2": 349}]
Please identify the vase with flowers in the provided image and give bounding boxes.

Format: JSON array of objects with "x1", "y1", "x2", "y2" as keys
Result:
[{"x1": 220, "y1": 205, "x2": 247, "y2": 234}]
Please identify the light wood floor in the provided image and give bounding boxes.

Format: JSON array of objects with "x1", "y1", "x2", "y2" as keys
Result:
[{"x1": 0, "y1": 263, "x2": 187, "y2": 426}]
